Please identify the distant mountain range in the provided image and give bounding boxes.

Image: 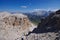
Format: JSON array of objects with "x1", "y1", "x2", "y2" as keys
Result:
[{"x1": 23, "y1": 10, "x2": 53, "y2": 25}]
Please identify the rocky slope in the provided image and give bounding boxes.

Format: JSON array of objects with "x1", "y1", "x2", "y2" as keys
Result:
[
  {"x1": 23, "y1": 32, "x2": 58, "y2": 40},
  {"x1": 24, "y1": 10, "x2": 60, "y2": 40},
  {"x1": 0, "y1": 12, "x2": 36, "y2": 40}
]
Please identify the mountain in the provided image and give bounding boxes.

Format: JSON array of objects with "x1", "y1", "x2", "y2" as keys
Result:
[
  {"x1": 0, "y1": 12, "x2": 36, "y2": 40},
  {"x1": 23, "y1": 10, "x2": 52, "y2": 25},
  {"x1": 26, "y1": 10, "x2": 60, "y2": 40},
  {"x1": 0, "y1": 10, "x2": 59, "y2": 40},
  {"x1": 31, "y1": 10, "x2": 60, "y2": 33}
]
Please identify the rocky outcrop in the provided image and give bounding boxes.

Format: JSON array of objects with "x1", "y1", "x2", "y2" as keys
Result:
[
  {"x1": 31, "y1": 10, "x2": 60, "y2": 33},
  {"x1": 22, "y1": 10, "x2": 60, "y2": 40},
  {"x1": 23, "y1": 33, "x2": 58, "y2": 40},
  {"x1": 0, "y1": 12, "x2": 36, "y2": 40}
]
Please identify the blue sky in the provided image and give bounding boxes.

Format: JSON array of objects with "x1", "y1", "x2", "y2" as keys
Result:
[{"x1": 0, "y1": 0, "x2": 60, "y2": 12}]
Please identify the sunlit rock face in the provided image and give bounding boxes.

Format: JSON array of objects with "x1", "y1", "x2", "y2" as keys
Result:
[{"x1": 0, "y1": 12, "x2": 36, "y2": 40}]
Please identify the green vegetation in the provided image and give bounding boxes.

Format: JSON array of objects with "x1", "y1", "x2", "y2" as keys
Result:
[{"x1": 31, "y1": 20, "x2": 41, "y2": 25}]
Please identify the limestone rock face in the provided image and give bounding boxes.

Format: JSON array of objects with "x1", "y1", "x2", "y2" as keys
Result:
[
  {"x1": 0, "y1": 12, "x2": 36, "y2": 40},
  {"x1": 23, "y1": 33, "x2": 58, "y2": 40}
]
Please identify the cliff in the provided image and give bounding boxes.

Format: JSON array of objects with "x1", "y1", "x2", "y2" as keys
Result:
[
  {"x1": 0, "y1": 12, "x2": 36, "y2": 40},
  {"x1": 25, "y1": 10, "x2": 60, "y2": 40}
]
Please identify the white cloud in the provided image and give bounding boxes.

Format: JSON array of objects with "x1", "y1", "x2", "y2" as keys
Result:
[
  {"x1": 51, "y1": 9, "x2": 58, "y2": 11},
  {"x1": 32, "y1": 8, "x2": 59, "y2": 12},
  {"x1": 46, "y1": 8, "x2": 59, "y2": 11},
  {"x1": 31, "y1": 9, "x2": 47, "y2": 12},
  {"x1": 20, "y1": 6, "x2": 27, "y2": 8}
]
